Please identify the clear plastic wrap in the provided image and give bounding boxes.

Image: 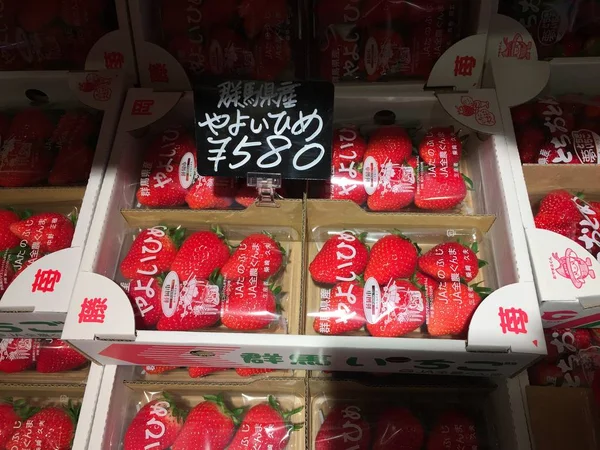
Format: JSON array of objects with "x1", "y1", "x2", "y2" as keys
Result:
[
  {"x1": 307, "y1": 227, "x2": 494, "y2": 338},
  {"x1": 140, "y1": 366, "x2": 292, "y2": 381}
]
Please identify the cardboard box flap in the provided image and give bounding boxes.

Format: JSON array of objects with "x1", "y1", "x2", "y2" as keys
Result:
[
  {"x1": 486, "y1": 14, "x2": 539, "y2": 63},
  {"x1": 427, "y1": 34, "x2": 486, "y2": 90},
  {"x1": 436, "y1": 89, "x2": 504, "y2": 134},
  {"x1": 84, "y1": 30, "x2": 136, "y2": 76},
  {"x1": 523, "y1": 164, "x2": 600, "y2": 204},
  {"x1": 135, "y1": 40, "x2": 193, "y2": 91},
  {"x1": 467, "y1": 282, "x2": 545, "y2": 355},
  {"x1": 68, "y1": 70, "x2": 124, "y2": 111},
  {"x1": 0, "y1": 187, "x2": 85, "y2": 206},
  {"x1": 0, "y1": 247, "x2": 83, "y2": 313},
  {"x1": 62, "y1": 272, "x2": 136, "y2": 341},
  {"x1": 120, "y1": 88, "x2": 184, "y2": 132}
]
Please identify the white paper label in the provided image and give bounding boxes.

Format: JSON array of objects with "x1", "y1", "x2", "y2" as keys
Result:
[
  {"x1": 363, "y1": 277, "x2": 381, "y2": 324},
  {"x1": 362, "y1": 155, "x2": 378, "y2": 195},
  {"x1": 161, "y1": 271, "x2": 180, "y2": 318},
  {"x1": 364, "y1": 37, "x2": 378, "y2": 77},
  {"x1": 179, "y1": 152, "x2": 196, "y2": 188}
]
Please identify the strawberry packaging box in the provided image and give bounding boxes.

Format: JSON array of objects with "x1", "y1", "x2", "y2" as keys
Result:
[
  {"x1": 140, "y1": 365, "x2": 300, "y2": 381},
  {"x1": 129, "y1": 0, "x2": 305, "y2": 89}
]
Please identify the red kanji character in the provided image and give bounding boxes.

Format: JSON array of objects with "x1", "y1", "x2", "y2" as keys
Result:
[
  {"x1": 454, "y1": 55, "x2": 476, "y2": 77},
  {"x1": 131, "y1": 99, "x2": 154, "y2": 116},
  {"x1": 498, "y1": 307, "x2": 528, "y2": 334},
  {"x1": 78, "y1": 297, "x2": 108, "y2": 323},
  {"x1": 148, "y1": 63, "x2": 169, "y2": 83},
  {"x1": 31, "y1": 269, "x2": 62, "y2": 293},
  {"x1": 104, "y1": 51, "x2": 124, "y2": 69}
]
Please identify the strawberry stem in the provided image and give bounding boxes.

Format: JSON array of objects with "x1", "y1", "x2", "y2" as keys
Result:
[
  {"x1": 161, "y1": 391, "x2": 188, "y2": 423},
  {"x1": 267, "y1": 395, "x2": 304, "y2": 434},
  {"x1": 168, "y1": 226, "x2": 187, "y2": 248},
  {"x1": 470, "y1": 281, "x2": 493, "y2": 299},
  {"x1": 204, "y1": 393, "x2": 244, "y2": 427},
  {"x1": 462, "y1": 174, "x2": 474, "y2": 191}
]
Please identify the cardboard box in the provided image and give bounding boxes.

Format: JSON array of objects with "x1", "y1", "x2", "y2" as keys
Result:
[{"x1": 0, "y1": 71, "x2": 126, "y2": 338}]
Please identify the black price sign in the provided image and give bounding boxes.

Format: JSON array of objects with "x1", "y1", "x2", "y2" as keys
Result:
[{"x1": 194, "y1": 80, "x2": 334, "y2": 180}]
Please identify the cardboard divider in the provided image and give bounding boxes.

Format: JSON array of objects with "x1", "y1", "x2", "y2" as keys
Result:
[
  {"x1": 0, "y1": 382, "x2": 86, "y2": 400},
  {"x1": 140, "y1": 368, "x2": 303, "y2": 383},
  {"x1": 0, "y1": 187, "x2": 86, "y2": 207},
  {"x1": 0, "y1": 365, "x2": 90, "y2": 385},
  {"x1": 523, "y1": 165, "x2": 600, "y2": 205}
]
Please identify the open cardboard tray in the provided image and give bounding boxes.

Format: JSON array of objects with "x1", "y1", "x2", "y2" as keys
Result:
[
  {"x1": 61, "y1": 84, "x2": 544, "y2": 377},
  {"x1": 0, "y1": 71, "x2": 126, "y2": 338}
]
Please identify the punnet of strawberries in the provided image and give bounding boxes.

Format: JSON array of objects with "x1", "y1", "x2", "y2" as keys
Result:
[
  {"x1": 143, "y1": 365, "x2": 278, "y2": 379},
  {"x1": 511, "y1": 94, "x2": 600, "y2": 164},
  {"x1": 324, "y1": 125, "x2": 473, "y2": 212},
  {"x1": 0, "y1": 207, "x2": 77, "y2": 297},
  {"x1": 123, "y1": 391, "x2": 303, "y2": 450},
  {"x1": 309, "y1": 230, "x2": 492, "y2": 338},
  {"x1": 120, "y1": 224, "x2": 291, "y2": 333},
  {"x1": 0, "y1": 108, "x2": 101, "y2": 186},
  {"x1": 0, "y1": 338, "x2": 89, "y2": 374},
  {"x1": 533, "y1": 189, "x2": 600, "y2": 259}
]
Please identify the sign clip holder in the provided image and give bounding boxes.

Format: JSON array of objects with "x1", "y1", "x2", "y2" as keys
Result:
[{"x1": 247, "y1": 172, "x2": 282, "y2": 207}]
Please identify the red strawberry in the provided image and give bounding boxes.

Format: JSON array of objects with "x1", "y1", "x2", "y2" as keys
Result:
[
  {"x1": 206, "y1": 28, "x2": 255, "y2": 77},
  {"x1": 373, "y1": 407, "x2": 424, "y2": 450},
  {"x1": 185, "y1": 176, "x2": 236, "y2": 209},
  {"x1": 51, "y1": 110, "x2": 97, "y2": 145},
  {"x1": 511, "y1": 103, "x2": 534, "y2": 125},
  {"x1": 360, "y1": 0, "x2": 406, "y2": 26},
  {"x1": 145, "y1": 365, "x2": 177, "y2": 375},
  {"x1": 172, "y1": 394, "x2": 239, "y2": 450},
  {"x1": 313, "y1": 281, "x2": 365, "y2": 335},
  {"x1": 17, "y1": 0, "x2": 59, "y2": 32},
  {"x1": 0, "y1": 257, "x2": 15, "y2": 296},
  {"x1": 418, "y1": 241, "x2": 485, "y2": 283},
  {"x1": 144, "y1": 126, "x2": 197, "y2": 165},
  {"x1": 253, "y1": 30, "x2": 292, "y2": 81},
  {"x1": 317, "y1": 0, "x2": 362, "y2": 25},
  {"x1": 556, "y1": 32, "x2": 584, "y2": 57},
  {"x1": 534, "y1": 213, "x2": 577, "y2": 238},
  {"x1": 538, "y1": 144, "x2": 582, "y2": 164},
  {"x1": 10, "y1": 404, "x2": 79, "y2": 450},
  {"x1": 156, "y1": 277, "x2": 221, "y2": 331},
  {"x1": 309, "y1": 232, "x2": 369, "y2": 284},
  {"x1": 122, "y1": 276, "x2": 162, "y2": 329},
  {"x1": 315, "y1": 404, "x2": 370, "y2": 450},
  {"x1": 221, "y1": 277, "x2": 279, "y2": 331},
  {"x1": 10, "y1": 212, "x2": 74, "y2": 253},
  {"x1": 48, "y1": 142, "x2": 95, "y2": 185},
  {"x1": 161, "y1": 0, "x2": 236, "y2": 37},
  {"x1": 426, "y1": 410, "x2": 478, "y2": 450},
  {"x1": 167, "y1": 35, "x2": 207, "y2": 76},
  {"x1": 124, "y1": 395, "x2": 184, "y2": 450},
  {"x1": 170, "y1": 229, "x2": 230, "y2": 281},
  {"x1": 59, "y1": 0, "x2": 108, "y2": 26},
  {"x1": 545, "y1": 328, "x2": 593, "y2": 362},
  {"x1": 538, "y1": 190, "x2": 582, "y2": 223},
  {"x1": 428, "y1": 282, "x2": 486, "y2": 337},
  {"x1": 8, "y1": 109, "x2": 54, "y2": 142},
  {"x1": 228, "y1": 396, "x2": 303, "y2": 450},
  {"x1": 220, "y1": 232, "x2": 284, "y2": 281},
  {"x1": 35, "y1": 339, "x2": 88, "y2": 373},
  {"x1": 361, "y1": 28, "x2": 404, "y2": 81},
  {"x1": 239, "y1": 0, "x2": 287, "y2": 38},
  {"x1": 120, "y1": 226, "x2": 183, "y2": 279},
  {"x1": 188, "y1": 367, "x2": 227, "y2": 378},
  {"x1": 235, "y1": 367, "x2": 276, "y2": 377},
  {"x1": 517, "y1": 139, "x2": 540, "y2": 164},
  {"x1": 528, "y1": 361, "x2": 565, "y2": 387},
  {"x1": 364, "y1": 234, "x2": 418, "y2": 285},
  {"x1": 0, "y1": 338, "x2": 36, "y2": 373},
  {"x1": 419, "y1": 127, "x2": 462, "y2": 166},
  {"x1": 329, "y1": 170, "x2": 368, "y2": 205},
  {"x1": 332, "y1": 127, "x2": 367, "y2": 168},
  {"x1": 0, "y1": 139, "x2": 54, "y2": 187},
  {"x1": 414, "y1": 271, "x2": 439, "y2": 304},
  {"x1": 366, "y1": 161, "x2": 415, "y2": 211},
  {"x1": 414, "y1": 167, "x2": 467, "y2": 210},
  {"x1": 0, "y1": 209, "x2": 20, "y2": 250},
  {"x1": 319, "y1": 28, "x2": 362, "y2": 82},
  {"x1": 365, "y1": 126, "x2": 412, "y2": 164},
  {"x1": 516, "y1": 125, "x2": 545, "y2": 149},
  {"x1": 0, "y1": 399, "x2": 33, "y2": 448},
  {"x1": 366, "y1": 279, "x2": 425, "y2": 337}
]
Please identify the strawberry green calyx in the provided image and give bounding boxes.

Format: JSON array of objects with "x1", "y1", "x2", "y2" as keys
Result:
[
  {"x1": 262, "y1": 230, "x2": 287, "y2": 260},
  {"x1": 462, "y1": 240, "x2": 488, "y2": 269},
  {"x1": 160, "y1": 391, "x2": 188, "y2": 423},
  {"x1": 167, "y1": 226, "x2": 187, "y2": 249},
  {"x1": 204, "y1": 393, "x2": 244, "y2": 427},
  {"x1": 392, "y1": 230, "x2": 421, "y2": 254},
  {"x1": 461, "y1": 174, "x2": 474, "y2": 191},
  {"x1": 68, "y1": 209, "x2": 79, "y2": 228},
  {"x1": 411, "y1": 273, "x2": 425, "y2": 292},
  {"x1": 357, "y1": 231, "x2": 368, "y2": 244},
  {"x1": 354, "y1": 274, "x2": 365, "y2": 287},
  {"x1": 470, "y1": 281, "x2": 493, "y2": 300},
  {"x1": 211, "y1": 224, "x2": 226, "y2": 241},
  {"x1": 6, "y1": 207, "x2": 32, "y2": 221},
  {"x1": 65, "y1": 400, "x2": 81, "y2": 425},
  {"x1": 267, "y1": 395, "x2": 304, "y2": 433},
  {"x1": 209, "y1": 268, "x2": 224, "y2": 289},
  {"x1": 3, "y1": 397, "x2": 39, "y2": 420}
]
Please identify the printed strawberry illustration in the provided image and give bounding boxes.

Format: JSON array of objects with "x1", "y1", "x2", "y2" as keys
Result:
[
  {"x1": 122, "y1": 276, "x2": 163, "y2": 329},
  {"x1": 253, "y1": 30, "x2": 292, "y2": 81},
  {"x1": 329, "y1": 169, "x2": 368, "y2": 205},
  {"x1": 235, "y1": 368, "x2": 276, "y2": 377},
  {"x1": 0, "y1": 399, "x2": 37, "y2": 448},
  {"x1": 309, "y1": 231, "x2": 369, "y2": 284},
  {"x1": 366, "y1": 279, "x2": 425, "y2": 337},
  {"x1": 0, "y1": 139, "x2": 55, "y2": 187},
  {"x1": 361, "y1": 28, "x2": 405, "y2": 81},
  {"x1": 414, "y1": 167, "x2": 468, "y2": 210},
  {"x1": 185, "y1": 176, "x2": 236, "y2": 209},
  {"x1": 373, "y1": 407, "x2": 424, "y2": 450},
  {"x1": 228, "y1": 395, "x2": 303, "y2": 450},
  {"x1": 188, "y1": 367, "x2": 227, "y2": 378},
  {"x1": 221, "y1": 277, "x2": 280, "y2": 331},
  {"x1": 0, "y1": 209, "x2": 21, "y2": 250},
  {"x1": 239, "y1": 0, "x2": 288, "y2": 38},
  {"x1": 220, "y1": 232, "x2": 285, "y2": 281},
  {"x1": 124, "y1": 394, "x2": 185, "y2": 450},
  {"x1": 120, "y1": 226, "x2": 184, "y2": 279},
  {"x1": 367, "y1": 161, "x2": 416, "y2": 211},
  {"x1": 313, "y1": 280, "x2": 365, "y2": 335},
  {"x1": 10, "y1": 212, "x2": 75, "y2": 253},
  {"x1": 48, "y1": 142, "x2": 95, "y2": 185},
  {"x1": 426, "y1": 410, "x2": 478, "y2": 450},
  {"x1": 365, "y1": 126, "x2": 412, "y2": 164},
  {"x1": 418, "y1": 241, "x2": 487, "y2": 283},
  {"x1": 419, "y1": 127, "x2": 462, "y2": 166},
  {"x1": 8, "y1": 109, "x2": 55, "y2": 142},
  {"x1": 170, "y1": 228, "x2": 230, "y2": 281},
  {"x1": 364, "y1": 233, "x2": 418, "y2": 285},
  {"x1": 172, "y1": 393, "x2": 241, "y2": 450},
  {"x1": 315, "y1": 404, "x2": 371, "y2": 450},
  {"x1": 36, "y1": 339, "x2": 88, "y2": 373},
  {"x1": 428, "y1": 282, "x2": 491, "y2": 337},
  {"x1": 145, "y1": 365, "x2": 178, "y2": 375}
]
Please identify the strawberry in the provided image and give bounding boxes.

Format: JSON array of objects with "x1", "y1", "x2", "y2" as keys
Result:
[
  {"x1": 309, "y1": 232, "x2": 369, "y2": 284},
  {"x1": 0, "y1": 209, "x2": 20, "y2": 250},
  {"x1": 228, "y1": 396, "x2": 303, "y2": 450},
  {"x1": 517, "y1": 139, "x2": 540, "y2": 164},
  {"x1": 51, "y1": 110, "x2": 98, "y2": 145},
  {"x1": 317, "y1": 0, "x2": 362, "y2": 25},
  {"x1": 426, "y1": 410, "x2": 478, "y2": 450},
  {"x1": 0, "y1": 399, "x2": 35, "y2": 448},
  {"x1": 156, "y1": 277, "x2": 221, "y2": 331},
  {"x1": 221, "y1": 277, "x2": 279, "y2": 331},
  {"x1": 188, "y1": 367, "x2": 227, "y2": 378},
  {"x1": 360, "y1": 0, "x2": 406, "y2": 26},
  {"x1": 0, "y1": 257, "x2": 15, "y2": 296},
  {"x1": 253, "y1": 30, "x2": 292, "y2": 80},
  {"x1": 538, "y1": 190, "x2": 582, "y2": 223},
  {"x1": 556, "y1": 32, "x2": 584, "y2": 57},
  {"x1": 510, "y1": 103, "x2": 534, "y2": 125},
  {"x1": 239, "y1": 0, "x2": 287, "y2": 38},
  {"x1": 332, "y1": 127, "x2": 367, "y2": 168},
  {"x1": 366, "y1": 279, "x2": 425, "y2": 337},
  {"x1": 428, "y1": 282, "x2": 489, "y2": 337},
  {"x1": 120, "y1": 226, "x2": 184, "y2": 279},
  {"x1": 122, "y1": 276, "x2": 163, "y2": 329},
  {"x1": 124, "y1": 394, "x2": 184, "y2": 450},
  {"x1": 414, "y1": 271, "x2": 439, "y2": 304},
  {"x1": 145, "y1": 365, "x2": 178, "y2": 375},
  {"x1": 167, "y1": 35, "x2": 207, "y2": 76},
  {"x1": 161, "y1": 0, "x2": 237, "y2": 37},
  {"x1": 419, "y1": 127, "x2": 462, "y2": 166},
  {"x1": 220, "y1": 232, "x2": 285, "y2": 281},
  {"x1": 364, "y1": 234, "x2": 418, "y2": 285},
  {"x1": 367, "y1": 161, "x2": 415, "y2": 211},
  {"x1": 414, "y1": 167, "x2": 467, "y2": 210},
  {"x1": 0, "y1": 139, "x2": 54, "y2": 187},
  {"x1": 319, "y1": 28, "x2": 362, "y2": 82},
  {"x1": 9, "y1": 403, "x2": 79, "y2": 450},
  {"x1": 528, "y1": 361, "x2": 565, "y2": 387},
  {"x1": 373, "y1": 407, "x2": 424, "y2": 450},
  {"x1": 48, "y1": 142, "x2": 95, "y2": 185},
  {"x1": 418, "y1": 241, "x2": 486, "y2": 283},
  {"x1": 0, "y1": 339, "x2": 36, "y2": 373},
  {"x1": 59, "y1": 0, "x2": 108, "y2": 27},
  {"x1": 315, "y1": 404, "x2": 370, "y2": 450},
  {"x1": 313, "y1": 281, "x2": 365, "y2": 335},
  {"x1": 235, "y1": 367, "x2": 276, "y2": 377},
  {"x1": 8, "y1": 109, "x2": 54, "y2": 142},
  {"x1": 172, "y1": 394, "x2": 240, "y2": 450},
  {"x1": 329, "y1": 169, "x2": 368, "y2": 205},
  {"x1": 170, "y1": 228, "x2": 230, "y2": 281},
  {"x1": 545, "y1": 328, "x2": 593, "y2": 362},
  {"x1": 364, "y1": 125, "x2": 412, "y2": 165},
  {"x1": 206, "y1": 27, "x2": 255, "y2": 77},
  {"x1": 35, "y1": 339, "x2": 87, "y2": 373},
  {"x1": 185, "y1": 176, "x2": 236, "y2": 209},
  {"x1": 17, "y1": 0, "x2": 59, "y2": 32},
  {"x1": 538, "y1": 144, "x2": 582, "y2": 164},
  {"x1": 516, "y1": 125, "x2": 545, "y2": 149},
  {"x1": 361, "y1": 28, "x2": 404, "y2": 81},
  {"x1": 534, "y1": 213, "x2": 577, "y2": 238},
  {"x1": 10, "y1": 212, "x2": 74, "y2": 253}
]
